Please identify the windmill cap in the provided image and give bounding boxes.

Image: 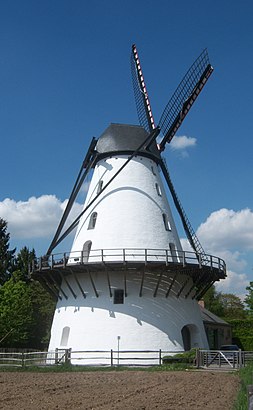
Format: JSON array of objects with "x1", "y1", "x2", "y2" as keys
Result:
[{"x1": 96, "y1": 123, "x2": 161, "y2": 160}]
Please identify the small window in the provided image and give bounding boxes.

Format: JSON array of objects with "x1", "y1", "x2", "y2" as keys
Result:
[
  {"x1": 151, "y1": 166, "x2": 156, "y2": 175},
  {"x1": 162, "y1": 213, "x2": 171, "y2": 231},
  {"x1": 97, "y1": 180, "x2": 103, "y2": 194},
  {"x1": 88, "y1": 212, "x2": 97, "y2": 230},
  {"x1": 155, "y1": 183, "x2": 162, "y2": 197},
  {"x1": 113, "y1": 289, "x2": 124, "y2": 304}
]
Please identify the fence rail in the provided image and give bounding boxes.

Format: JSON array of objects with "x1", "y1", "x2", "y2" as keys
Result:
[
  {"x1": 0, "y1": 349, "x2": 181, "y2": 368},
  {"x1": 1, "y1": 349, "x2": 253, "y2": 369},
  {"x1": 196, "y1": 349, "x2": 253, "y2": 369}
]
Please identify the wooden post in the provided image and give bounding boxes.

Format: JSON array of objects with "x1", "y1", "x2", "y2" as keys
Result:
[
  {"x1": 110, "y1": 349, "x2": 113, "y2": 367},
  {"x1": 21, "y1": 352, "x2": 25, "y2": 368},
  {"x1": 159, "y1": 349, "x2": 162, "y2": 366},
  {"x1": 55, "y1": 348, "x2": 58, "y2": 364},
  {"x1": 248, "y1": 385, "x2": 253, "y2": 410}
]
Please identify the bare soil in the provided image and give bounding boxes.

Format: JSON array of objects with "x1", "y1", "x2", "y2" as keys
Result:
[{"x1": 0, "y1": 370, "x2": 239, "y2": 409}]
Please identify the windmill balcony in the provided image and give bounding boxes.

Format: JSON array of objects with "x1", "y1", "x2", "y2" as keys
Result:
[
  {"x1": 31, "y1": 248, "x2": 226, "y2": 302},
  {"x1": 32, "y1": 248, "x2": 226, "y2": 278}
]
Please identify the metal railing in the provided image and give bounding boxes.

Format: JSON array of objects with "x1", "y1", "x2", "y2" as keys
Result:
[{"x1": 32, "y1": 248, "x2": 226, "y2": 274}]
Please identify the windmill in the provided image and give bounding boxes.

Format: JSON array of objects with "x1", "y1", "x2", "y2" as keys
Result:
[{"x1": 32, "y1": 45, "x2": 226, "y2": 363}]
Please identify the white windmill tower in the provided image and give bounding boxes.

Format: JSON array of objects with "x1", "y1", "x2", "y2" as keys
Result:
[{"x1": 33, "y1": 45, "x2": 226, "y2": 364}]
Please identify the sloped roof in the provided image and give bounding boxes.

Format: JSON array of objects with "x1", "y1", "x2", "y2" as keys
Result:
[{"x1": 199, "y1": 305, "x2": 230, "y2": 326}]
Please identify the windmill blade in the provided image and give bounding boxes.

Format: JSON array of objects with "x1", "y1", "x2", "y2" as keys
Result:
[
  {"x1": 131, "y1": 44, "x2": 155, "y2": 133},
  {"x1": 158, "y1": 49, "x2": 213, "y2": 151},
  {"x1": 47, "y1": 137, "x2": 97, "y2": 255},
  {"x1": 160, "y1": 157, "x2": 206, "y2": 256}
]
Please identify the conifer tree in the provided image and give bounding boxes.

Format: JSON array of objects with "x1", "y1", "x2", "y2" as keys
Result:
[{"x1": 0, "y1": 218, "x2": 15, "y2": 285}]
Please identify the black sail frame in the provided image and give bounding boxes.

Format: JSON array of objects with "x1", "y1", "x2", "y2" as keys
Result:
[{"x1": 158, "y1": 49, "x2": 213, "y2": 150}]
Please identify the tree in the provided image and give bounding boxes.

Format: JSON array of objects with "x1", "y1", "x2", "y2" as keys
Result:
[
  {"x1": 245, "y1": 281, "x2": 253, "y2": 315},
  {"x1": 0, "y1": 275, "x2": 33, "y2": 347},
  {"x1": 203, "y1": 286, "x2": 246, "y2": 319},
  {"x1": 0, "y1": 218, "x2": 15, "y2": 284},
  {"x1": 0, "y1": 273, "x2": 55, "y2": 348},
  {"x1": 202, "y1": 285, "x2": 224, "y2": 317},
  {"x1": 13, "y1": 246, "x2": 36, "y2": 281},
  {"x1": 219, "y1": 293, "x2": 246, "y2": 319}
]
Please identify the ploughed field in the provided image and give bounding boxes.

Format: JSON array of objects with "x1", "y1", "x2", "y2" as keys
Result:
[{"x1": 0, "y1": 370, "x2": 239, "y2": 409}]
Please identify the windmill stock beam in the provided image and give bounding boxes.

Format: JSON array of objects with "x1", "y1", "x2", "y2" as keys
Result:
[{"x1": 47, "y1": 137, "x2": 97, "y2": 255}]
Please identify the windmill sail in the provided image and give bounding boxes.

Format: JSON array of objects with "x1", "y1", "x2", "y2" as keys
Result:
[
  {"x1": 158, "y1": 49, "x2": 213, "y2": 150},
  {"x1": 131, "y1": 44, "x2": 155, "y2": 133}
]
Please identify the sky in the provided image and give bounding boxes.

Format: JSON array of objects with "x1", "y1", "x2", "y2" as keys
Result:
[{"x1": 0, "y1": 0, "x2": 253, "y2": 298}]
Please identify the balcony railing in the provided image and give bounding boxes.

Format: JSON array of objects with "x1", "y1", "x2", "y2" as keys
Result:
[{"x1": 32, "y1": 248, "x2": 226, "y2": 275}]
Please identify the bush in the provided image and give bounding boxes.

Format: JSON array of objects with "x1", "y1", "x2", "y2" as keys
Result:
[{"x1": 162, "y1": 349, "x2": 196, "y2": 365}]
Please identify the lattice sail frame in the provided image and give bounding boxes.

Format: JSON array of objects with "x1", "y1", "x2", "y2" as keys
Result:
[
  {"x1": 131, "y1": 44, "x2": 155, "y2": 133},
  {"x1": 158, "y1": 49, "x2": 213, "y2": 150}
]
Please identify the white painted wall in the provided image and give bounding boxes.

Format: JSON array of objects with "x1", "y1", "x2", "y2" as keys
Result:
[
  {"x1": 48, "y1": 151, "x2": 209, "y2": 362},
  {"x1": 69, "y1": 155, "x2": 182, "y2": 261},
  {"x1": 48, "y1": 271, "x2": 208, "y2": 359}
]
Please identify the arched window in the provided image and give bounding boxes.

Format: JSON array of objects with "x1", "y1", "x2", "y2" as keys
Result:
[
  {"x1": 88, "y1": 212, "x2": 97, "y2": 230},
  {"x1": 97, "y1": 180, "x2": 103, "y2": 194},
  {"x1": 60, "y1": 326, "x2": 70, "y2": 346},
  {"x1": 162, "y1": 213, "x2": 171, "y2": 231},
  {"x1": 181, "y1": 325, "x2": 191, "y2": 351},
  {"x1": 155, "y1": 183, "x2": 162, "y2": 197},
  {"x1": 82, "y1": 240, "x2": 92, "y2": 262}
]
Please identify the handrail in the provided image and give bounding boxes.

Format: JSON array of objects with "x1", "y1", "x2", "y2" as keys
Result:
[{"x1": 32, "y1": 248, "x2": 226, "y2": 275}]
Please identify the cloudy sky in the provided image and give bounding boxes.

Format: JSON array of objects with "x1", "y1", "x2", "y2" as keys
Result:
[{"x1": 0, "y1": 0, "x2": 253, "y2": 297}]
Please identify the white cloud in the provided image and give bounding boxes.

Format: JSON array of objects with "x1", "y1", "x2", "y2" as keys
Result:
[
  {"x1": 170, "y1": 135, "x2": 197, "y2": 151},
  {"x1": 0, "y1": 195, "x2": 83, "y2": 239},
  {"x1": 197, "y1": 208, "x2": 253, "y2": 252},
  {"x1": 180, "y1": 207, "x2": 253, "y2": 296},
  {"x1": 215, "y1": 269, "x2": 249, "y2": 299}
]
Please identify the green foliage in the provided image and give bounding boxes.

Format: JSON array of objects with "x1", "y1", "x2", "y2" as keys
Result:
[
  {"x1": 162, "y1": 349, "x2": 196, "y2": 364},
  {"x1": 0, "y1": 218, "x2": 15, "y2": 285},
  {"x1": 226, "y1": 319, "x2": 253, "y2": 350},
  {"x1": 203, "y1": 286, "x2": 224, "y2": 317},
  {"x1": 245, "y1": 281, "x2": 253, "y2": 315},
  {"x1": 203, "y1": 286, "x2": 246, "y2": 319},
  {"x1": 13, "y1": 246, "x2": 36, "y2": 281},
  {"x1": 0, "y1": 275, "x2": 55, "y2": 349},
  {"x1": 233, "y1": 362, "x2": 253, "y2": 410}
]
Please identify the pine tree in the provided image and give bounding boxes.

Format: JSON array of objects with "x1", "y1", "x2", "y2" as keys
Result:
[{"x1": 0, "y1": 218, "x2": 15, "y2": 285}]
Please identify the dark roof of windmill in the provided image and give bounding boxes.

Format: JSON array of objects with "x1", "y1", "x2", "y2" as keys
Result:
[{"x1": 96, "y1": 123, "x2": 161, "y2": 160}]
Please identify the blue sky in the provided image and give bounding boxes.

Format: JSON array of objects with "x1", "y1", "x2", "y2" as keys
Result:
[{"x1": 0, "y1": 0, "x2": 253, "y2": 297}]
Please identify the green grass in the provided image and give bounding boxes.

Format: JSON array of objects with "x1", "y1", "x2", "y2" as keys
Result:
[
  {"x1": 0, "y1": 362, "x2": 192, "y2": 373},
  {"x1": 233, "y1": 363, "x2": 253, "y2": 410}
]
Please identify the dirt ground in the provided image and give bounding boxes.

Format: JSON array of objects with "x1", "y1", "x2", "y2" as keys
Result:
[{"x1": 0, "y1": 370, "x2": 239, "y2": 410}]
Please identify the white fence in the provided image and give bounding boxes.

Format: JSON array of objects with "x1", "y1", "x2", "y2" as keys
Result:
[
  {"x1": 1, "y1": 349, "x2": 253, "y2": 368},
  {"x1": 0, "y1": 349, "x2": 182, "y2": 368}
]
